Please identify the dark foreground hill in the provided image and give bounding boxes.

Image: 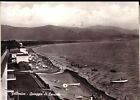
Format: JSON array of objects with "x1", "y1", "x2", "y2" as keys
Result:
[{"x1": 1, "y1": 25, "x2": 138, "y2": 41}]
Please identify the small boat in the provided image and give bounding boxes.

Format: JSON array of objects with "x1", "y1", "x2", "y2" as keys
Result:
[{"x1": 111, "y1": 79, "x2": 128, "y2": 83}]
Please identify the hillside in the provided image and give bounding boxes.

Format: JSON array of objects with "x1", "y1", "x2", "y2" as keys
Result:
[{"x1": 1, "y1": 25, "x2": 138, "y2": 41}]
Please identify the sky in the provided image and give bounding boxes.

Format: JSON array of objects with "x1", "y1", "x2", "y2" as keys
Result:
[{"x1": 0, "y1": 2, "x2": 139, "y2": 29}]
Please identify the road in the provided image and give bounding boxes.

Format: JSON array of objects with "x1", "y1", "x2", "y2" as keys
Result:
[
  {"x1": 37, "y1": 70, "x2": 116, "y2": 100},
  {"x1": 8, "y1": 71, "x2": 60, "y2": 100}
]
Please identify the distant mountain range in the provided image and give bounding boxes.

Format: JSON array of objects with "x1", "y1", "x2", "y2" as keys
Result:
[{"x1": 1, "y1": 25, "x2": 138, "y2": 41}]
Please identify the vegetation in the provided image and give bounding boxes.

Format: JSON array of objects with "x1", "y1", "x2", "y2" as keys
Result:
[{"x1": 1, "y1": 40, "x2": 20, "y2": 55}]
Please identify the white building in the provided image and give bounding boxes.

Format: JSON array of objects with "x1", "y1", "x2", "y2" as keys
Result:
[
  {"x1": 10, "y1": 44, "x2": 29, "y2": 64},
  {"x1": 16, "y1": 53, "x2": 29, "y2": 63}
]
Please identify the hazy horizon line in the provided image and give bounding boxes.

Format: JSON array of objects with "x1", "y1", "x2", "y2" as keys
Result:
[{"x1": 1, "y1": 24, "x2": 138, "y2": 31}]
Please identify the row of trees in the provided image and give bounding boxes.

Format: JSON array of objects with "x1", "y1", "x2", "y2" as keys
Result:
[{"x1": 1, "y1": 40, "x2": 20, "y2": 55}]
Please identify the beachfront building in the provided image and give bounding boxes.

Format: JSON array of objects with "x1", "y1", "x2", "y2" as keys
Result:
[
  {"x1": 16, "y1": 53, "x2": 29, "y2": 63},
  {"x1": 9, "y1": 41, "x2": 29, "y2": 64},
  {"x1": 10, "y1": 47, "x2": 29, "y2": 64},
  {"x1": 16, "y1": 43, "x2": 29, "y2": 63}
]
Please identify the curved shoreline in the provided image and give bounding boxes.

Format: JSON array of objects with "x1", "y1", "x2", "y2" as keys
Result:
[{"x1": 30, "y1": 48, "x2": 117, "y2": 100}]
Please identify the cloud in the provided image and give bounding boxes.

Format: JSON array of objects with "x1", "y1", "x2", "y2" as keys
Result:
[{"x1": 0, "y1": 2, "x2": 139, "y2": 29}]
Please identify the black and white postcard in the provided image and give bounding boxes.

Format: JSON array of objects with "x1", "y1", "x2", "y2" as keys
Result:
[{"x1": 1, "y1": 2, "x2": 139, "y2": 100}]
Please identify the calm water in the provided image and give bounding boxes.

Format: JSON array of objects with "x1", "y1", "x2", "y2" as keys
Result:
[{"x1": 33, "y1": 40, "x2": 138, "y2": 66}]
